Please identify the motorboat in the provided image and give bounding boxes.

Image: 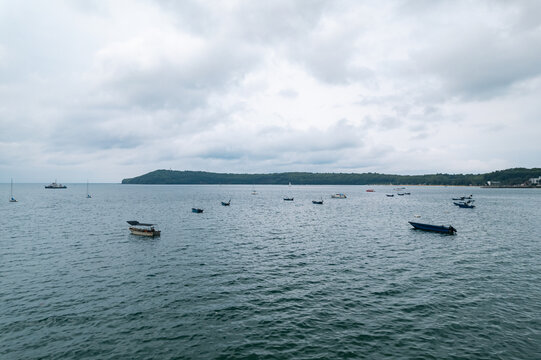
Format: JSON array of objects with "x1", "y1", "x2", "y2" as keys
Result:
[
  {"x1": 192, "y1": 208, "x2": 204, "y2": 213},
  {"x1": 331, "y1": 193, "x2": 347, "y2": 198},
  {"x1": 45, "y1": 180, "x2": 67, "y2": 189},
  {"x1": 409, "y1": 221, "x2": 456, "y2": 235},
  {"x1": 127, "y1": 221, "x2": 161, "y2": 237}
]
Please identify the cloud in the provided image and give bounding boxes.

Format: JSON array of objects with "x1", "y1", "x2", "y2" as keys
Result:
[{"x1": 1, "y1": 1, "x2": 540, "y2": 181}]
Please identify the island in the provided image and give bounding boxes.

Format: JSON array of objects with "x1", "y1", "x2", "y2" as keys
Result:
[{"x1": 122, "y1": 168, "x2": 541, "y2": 187}]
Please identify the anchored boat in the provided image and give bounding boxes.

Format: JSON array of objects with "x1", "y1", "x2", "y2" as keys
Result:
[
  {"x1": 331, "y1": 193, "x2": 347, "y2": 199},
  {"x1": 127, "y1": 221, "x2": 161, "y2": 237},
  {"x1": 409, "y1": 221, "x2": 456, "y2": 235},
  {"x1": 45, "y1": 180, "x2": 67, "y2": 189}
]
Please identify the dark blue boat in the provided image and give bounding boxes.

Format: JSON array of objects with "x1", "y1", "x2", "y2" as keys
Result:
[
  {"x1": 192, "y1": 208, "x2": 204, "y2": 213},
  {"x1": 221, "y1": 200, "x2": 231, "y2": 206},
  {"x1": 312, "y1": 200, "x2": 323, "y2": 204},
  {"x1": 283, "y1": 197, "x2": 294, "y2": 201},
  {"x1": 409, "y1": 221, "x2": 456, "y2": 234}
]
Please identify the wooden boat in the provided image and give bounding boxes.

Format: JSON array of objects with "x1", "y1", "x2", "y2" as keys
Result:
[
  {"x1": 127, "y1": 221, "x2": 161, "y2": 237},
  {"x1": 45, "y1": 180, "x2": 67, "y2": 189},
  {"x1": 221, "y1": 200, "x2": 231, "y2": 206},
  {"x1": 454, "y1": 202, "x2": 475, "y2": 208},
  {"x1": 312, "y1": 199, "x2": 323, "y2": 204},
  {"x1": 331, "y1": 193, "x2": 347, "y2": 198},
  {"x1": 283, "y1": 197, "x2": 294, "y2": 201},
  {"x1": 192, "y1": 208, "x2": 204, "y2": 213},
  {"x1": 409, "y1": 221, "x2": 456, "y2": 235}
]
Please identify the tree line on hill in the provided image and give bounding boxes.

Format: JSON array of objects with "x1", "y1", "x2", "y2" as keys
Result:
[{"x1": 121, "y1": 168, "x2": 541, "y2": 186}]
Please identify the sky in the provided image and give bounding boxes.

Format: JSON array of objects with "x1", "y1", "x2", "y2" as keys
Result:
[{"x1": 1, "y1": 0, "x2": 540, "y2": 183}]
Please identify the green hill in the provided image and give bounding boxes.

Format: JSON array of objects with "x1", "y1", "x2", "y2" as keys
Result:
[{"x1": 121, "y1": 168, "x2": 541, "y2": 186}]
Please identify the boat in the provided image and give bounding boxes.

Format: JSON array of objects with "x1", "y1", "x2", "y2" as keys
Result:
[
  {"x1": 192, "y1": 208, "x2": 204, "y2": 213},
  {"x1": 454, "y1": 202, "x2": 475, "y2": 208},
  {"x1": 221, "y1": 199, "x2": 231, "y2": 206},
  {"x1": 127, "y1": 221, "x2": 160, "y2": 237},
  {"x1": 397, "y1": 193, "x2": 405, "y2": 196},
  {"x1": 386, "y1": 194, "x2": 394, "y2": 197},
  {"x1": 9, "y1": 178, "x2": 17, "y2": 202},
  {"x1": 312, "y1": 199, "x2": 324, "y2": 204},
  {"x1": 452, "y1": 195, "x2": 473, "y2": 201},
  {"x1": 331, "y1": 193, "x2": 347, "y2": 199},
  {"x1": 283, "y1": 197, "x2": 294, "y2": 201},
  {"x1": 404, "y1": 192, "x2": 411, "y2": 195},
  {"x1": 45, "y1": 180, "x2": 67, "y2": 189},
  {"x1": 366, "y1": 189, "x2": 375, "y2": 192},
  {"x1": 251, "y1": 190, "x2": 257, "y2": 195},
  {"x1": 409, "y1": 221, "x2": 457, "y2": 235},
  {"x1": 86, "y1": 180, "x2": 91, "y2": 198}
]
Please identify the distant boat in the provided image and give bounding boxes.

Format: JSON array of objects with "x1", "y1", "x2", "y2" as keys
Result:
[
  {"x1": 9, "y1": 178, "x2": 17, "y2": 202},
  {"x1": 397, "y1": 193, "x2": 405, "y2": 196},
  {"x1": 127, "y1": 220, "x2": 160, "y2": 237},
  {"x1": 283, "y1": 197, "x2": 294, "y2": 201},
  {"x1": 331, "y1": 193, "x2": 347, "y2": 199},
  {"x1": 251, "y1": 190, "x2": 257, "y2": 195},
  {"x1": 366, "y1": 189, "x2": 375, "y2": 192},
  {"x1": 86, "y1": 181, "x2": 91, "y2": 198},
  {"x1": 454, "y1": 202, "x2": 475, "y2": 208},
  {"x1": 312, "y1": 199, "x2": 324, "y2": 204},
  {"x1": 45, "y1": 180, "x2": 67, "y2": 189},
  {"x1": 221, "y1": 199, "x2": 231, "y2": 206},
  {"x1": 452, "y1": 195, "x2": 473, "y2": 201},
  {"x1": 409, "y1": 221, "x2": 457, "y2": 235},
  {"x1": 404, "y1": 192, "x2": 411, "y2": 195},
  {"x1": 192, "y1": 208, "x2": 204, "y2": 213},
  {"x1": 386, "y1": 194, "x2": 394, "y2": 197}
]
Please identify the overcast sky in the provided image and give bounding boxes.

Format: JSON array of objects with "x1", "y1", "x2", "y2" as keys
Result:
[{"x1": 1, "y1": 0, "x2": 540, "y2": 182}]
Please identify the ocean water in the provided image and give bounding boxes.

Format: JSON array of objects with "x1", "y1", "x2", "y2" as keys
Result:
[{"x1": 1, "y1": 184, "x2": 540, "y2": 359}]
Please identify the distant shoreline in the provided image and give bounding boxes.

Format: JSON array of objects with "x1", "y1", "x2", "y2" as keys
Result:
[{"x1": 121, "y1": 168, "x2": 541, "y2": 187}]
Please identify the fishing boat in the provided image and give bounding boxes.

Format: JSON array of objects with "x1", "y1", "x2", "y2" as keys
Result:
[
  {"x1": 192, "y1": 208, "x2": 204, "y2": 213},
  {"x1": 9, "y1": 178, "x2": 17, "y2": 202},
  {"x1": 454, "y1": 202, "x2": 475, "y2": 208},
  {"x1": 45, "y1": 180, "x2": 67, "y2": 189},
  {"x1": 331, "y1": 193, "x2": 347, "y2": 199},
  {"x1": 312, "y1": 199, "x2": 324, "y2": 204},
  {"x1": 452, "y1": 195, "x2": 473, "y2": 200},
  {"x1": 127, "y1": 221, "x2": 161, "y2": 237},
  {"x1": 221, "y1": 199, "x2": 231, "y2": 206},
  {"x1": 283, "y1": 197, "x2": 294, "y2": 201},
  {"x1": 409, "y1": 221, "x2": 457, "y2": 235}
]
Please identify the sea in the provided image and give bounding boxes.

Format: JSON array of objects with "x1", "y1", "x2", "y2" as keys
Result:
[{"x1": 1, "y1": 184, "x2": 540, "y2": 359}]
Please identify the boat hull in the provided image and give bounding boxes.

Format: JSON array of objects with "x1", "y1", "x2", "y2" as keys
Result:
[
  {"x1": 192, "y1": 208, "x2": 204, "y2": 213},
  {"x1": 409, "y1": 222, "x2": 456, "y2": 234},
  {"x1": 129, "y1": 227, "x2": 160, "y2": 237}
]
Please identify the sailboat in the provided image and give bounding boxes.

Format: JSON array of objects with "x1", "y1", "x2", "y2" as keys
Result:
[
  {"x1": 9, "y1": 178, "x2": 17, "y2": 202},
  {"x1": 284, "y1": 181, "x2": 294, "y2": 201},
  {"x1": 86, "y1": 180, "x2": 92, "y2": 198}
]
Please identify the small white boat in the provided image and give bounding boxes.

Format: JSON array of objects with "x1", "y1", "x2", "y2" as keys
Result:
[
  {"x1": 331, "y1": 193, "x2": 347, "y2": 199},
  {"x1": 127, "y1": 221, "x2": 161, "y2": 237},
  {"x1": 45, "y1": 180, "x2": 67, "y2": 189}
]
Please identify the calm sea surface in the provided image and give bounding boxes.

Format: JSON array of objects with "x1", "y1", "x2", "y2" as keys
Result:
[{"x1": 1, "y1": 184, "x2": 540, "y2": 359}]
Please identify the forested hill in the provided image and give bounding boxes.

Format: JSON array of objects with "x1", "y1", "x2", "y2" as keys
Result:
[{"x1": 121, "y1": 168, "x2": 541, "y2": 186}]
